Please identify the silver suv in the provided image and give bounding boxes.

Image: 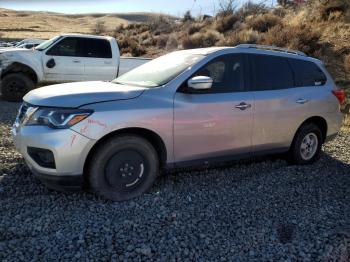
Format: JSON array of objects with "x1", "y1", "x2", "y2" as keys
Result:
[{"x1": 12, "y1": 44, "x2": 344, "y2": 201}]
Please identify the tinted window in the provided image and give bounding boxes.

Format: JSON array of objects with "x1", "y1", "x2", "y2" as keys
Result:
[
  {"x1": 82, "y1": 38, "x2": 112, "y2": 58},
  {"x1": 251, "y1": 54, "x2": 294, "y2": 91},
  {"x1": 289, "y1": 59, "x2": 327, "y2": 87},
  {"x1": 46, "y1": 37, "x2": 80, "y2": 57},
  {"x1": 191, "y1": 54, "x2": 244, "y2": 93}
]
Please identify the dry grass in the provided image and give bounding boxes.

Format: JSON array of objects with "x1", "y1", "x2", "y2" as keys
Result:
[
  {"x1": 0, "y1": 8, "x2": 173, "y2": 39},
  {"x1": 246, "y1": 13, "x2": 282, "y2": 33}
]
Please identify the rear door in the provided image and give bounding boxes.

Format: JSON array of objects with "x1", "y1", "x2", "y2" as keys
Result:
[
  {"x1": 82, "y1": 38, "x2": 118, "y2": 81},
  {"x1": 43, "y1": 37, "x2": 85, "y2": 82},
  {"x1": 249, "y1": 54, "x2": 324, "y2": 152},
  {"x1": 173, "y1": 54, "x2": 254, "y2": 163}
]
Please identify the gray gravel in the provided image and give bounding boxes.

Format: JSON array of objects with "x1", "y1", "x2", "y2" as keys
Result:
[{"x1": 0, "y1": 98, "x2": 349, "y2": 261}]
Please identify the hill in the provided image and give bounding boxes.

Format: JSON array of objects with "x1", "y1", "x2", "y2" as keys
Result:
[{"x1": 0, "y1": 8, "x2": 173, "y2": 39}]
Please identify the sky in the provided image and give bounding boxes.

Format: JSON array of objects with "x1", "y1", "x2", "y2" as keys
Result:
[{"x1": 0, "y1": 0, "x2": 276, "y2": 16}]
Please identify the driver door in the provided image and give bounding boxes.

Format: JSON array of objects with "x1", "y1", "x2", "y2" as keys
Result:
[
  {"x1": 42, "y1": 37, "x2": 85, "y2": 82},
  {"x1": 173, "y1": 54, "x2": 254, "y2": 164}
]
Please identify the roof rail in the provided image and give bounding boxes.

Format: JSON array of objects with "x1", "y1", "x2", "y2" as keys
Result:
[{"x1": 236, "y1": 44, "x2": 307, "y2": 56}]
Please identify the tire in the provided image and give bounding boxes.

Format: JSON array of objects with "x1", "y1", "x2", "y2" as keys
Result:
[
  {"x1": 88, "y1": 135, "x2": 159, "y2": 201},
  {"x1": 288, "y1": 123, "x2": 323, "y2": 165},
  {"x1": 1, "y1": 73, "x2": 34, "y2": 102}
]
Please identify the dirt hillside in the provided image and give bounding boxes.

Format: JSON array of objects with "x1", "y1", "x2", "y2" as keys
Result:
[{"x1": 0, "y1": 8, "x2": 169, "y2": 39}]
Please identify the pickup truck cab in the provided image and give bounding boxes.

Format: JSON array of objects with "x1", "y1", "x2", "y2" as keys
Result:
[
  {"x1": 0, "y1": 34, "x2": 150, "y2": 101},
  {"x1": 12, "y1": 45, "x2": 344, "y2": 201}
]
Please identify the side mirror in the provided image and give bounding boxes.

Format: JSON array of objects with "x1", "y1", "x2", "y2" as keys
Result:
[{"x1": 188, "y1": 76, "x2": 213, "y2": 90}]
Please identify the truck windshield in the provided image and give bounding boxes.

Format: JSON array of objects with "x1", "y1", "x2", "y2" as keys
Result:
[
  {"x1": 113, "y1": 52, "x2": 205, "y2": 88},
  {"x1": 35, "y1": 36, "x2": 62, "y2": 51}
]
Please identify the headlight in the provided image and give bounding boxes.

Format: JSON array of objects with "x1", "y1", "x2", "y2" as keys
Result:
[{"x1": 25, "y1": 108, "x2": 93, "y2": 129}]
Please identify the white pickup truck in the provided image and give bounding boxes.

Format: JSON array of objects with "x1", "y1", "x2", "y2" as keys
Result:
[{"x1": 0, "y1": 34, "x2": 151, "y2": 101}]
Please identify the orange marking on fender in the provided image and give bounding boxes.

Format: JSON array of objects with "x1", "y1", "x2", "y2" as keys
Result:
[
  {"x1": 70, "y1": 134, "x2": 77, "y2": 147},
  {"x1": 80, "y1": 125, "x2": 88, "y2": 134},
  {"x1": 87, "y1": 119, "x2": 107, "y2": 128}
]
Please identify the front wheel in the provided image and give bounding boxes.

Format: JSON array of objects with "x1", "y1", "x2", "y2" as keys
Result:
[
  {"x1": 288, "y1": 123, "x2": 323, "y2": 165},
  {"x1": 1, "y1": 73, "x2": 34, "y2": 102},
  {"x1": 88, "y1": 135, "x2": 159, "y2": 201}
]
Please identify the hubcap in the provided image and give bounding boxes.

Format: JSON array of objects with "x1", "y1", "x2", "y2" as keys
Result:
[
  {"x1": 105, "y1": 150, "x2": 146, "y2": 189},
  {"x1": 300, "y1": 133, "x2": 318, "y2": 160},
  {"x1": 7, "y1": 80, "x2": 25, "y2": 96}
]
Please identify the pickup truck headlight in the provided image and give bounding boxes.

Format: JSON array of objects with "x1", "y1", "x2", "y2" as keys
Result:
[{"x1": 25, "y1": 108, "x2": 93, "y2": 129}]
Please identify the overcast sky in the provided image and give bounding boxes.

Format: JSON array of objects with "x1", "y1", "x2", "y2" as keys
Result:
[{"x1": 0, "y1": 0, "x2": 276, "y2": 16}]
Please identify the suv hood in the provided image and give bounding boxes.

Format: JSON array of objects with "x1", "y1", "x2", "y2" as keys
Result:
[{"x1": 24, "y1": 81, "x2": 146, "y2": 107}]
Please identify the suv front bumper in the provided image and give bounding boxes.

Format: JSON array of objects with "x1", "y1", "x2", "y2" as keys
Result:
[{"x1": 12, "y1": 125, "x2": 95, "y2": 191}]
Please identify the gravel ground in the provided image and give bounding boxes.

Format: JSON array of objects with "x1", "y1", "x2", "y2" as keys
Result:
[{"x1": 0, "y1": 98, "x2": 349, "y2": 261}]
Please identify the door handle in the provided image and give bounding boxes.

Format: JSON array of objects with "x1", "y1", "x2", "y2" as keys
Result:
[
  {"x1": 296, "y1": 98, "x2": 309, "y2": 104},
  {"x1": 235, "y1": 102, "x2": 251, "y2": 110},
  {"x1": 73, "y1": 60, "x2": 81, "y2": 63}
]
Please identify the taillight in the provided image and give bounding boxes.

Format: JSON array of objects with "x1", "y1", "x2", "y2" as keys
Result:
[{"x1": 332, "y1": 89, "x2": 345, "y2": 105}]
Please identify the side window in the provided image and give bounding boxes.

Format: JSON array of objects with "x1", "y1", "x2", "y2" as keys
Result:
[
  {"x1": 289, "y1": 59, "x2": 327, "y2": 87},
  {"x1": 83, "y1": 39, "x2": 112, "y2": 58},
  {"x1": 191, "y1": 54, "x2": 244, "y2": 93},
  {"x1": 46, "y1": 37, "x2": 79, "y2": 57},
  {"x1": 251, "y1": 54, "x2": 294, "y2": 91}
]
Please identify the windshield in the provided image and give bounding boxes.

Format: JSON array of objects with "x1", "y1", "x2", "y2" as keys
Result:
[
  {"x1": 113, "y1": 52, "x2": 205, "y2": 87},
  {"x1": 35, "y1": 36, "x2": 62, "y2": 51}
]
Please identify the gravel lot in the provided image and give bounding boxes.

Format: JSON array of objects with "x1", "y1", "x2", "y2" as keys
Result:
[{"x1": 0, "y1": 98, "x2": 349, "y2": 261}]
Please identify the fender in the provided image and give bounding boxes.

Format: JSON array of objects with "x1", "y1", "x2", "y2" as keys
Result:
[{"x1": 0, "y1": 49, "x2": 44, "y2": 82}]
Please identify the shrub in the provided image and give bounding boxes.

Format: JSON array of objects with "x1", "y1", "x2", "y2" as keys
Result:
[
  {"x1": 246, "y1": 13, "x2": 282, "y2": 33},
  {"x1": 187, "y1": 24, "x2": 201, "y2": 35},
  {"x1": 217, "y1": 0, "x2": 236, "y2": 17},
  {"x1": 263, "y1": 24, "x2": 322, "y2": 56},
  {"x1": 306, "y1": 0, "x2": 350, "y2": 21},
  {"x1": 319, "y1": 0, "x2": 349, "y2": 20},
  {"x1": 237, "y1": 29, "x2": 261, "y2": 44},
  {"x1": 117, "y1": 36, "x2": 146, "y2": 57},
  {"x1": 215, "y1": 13, "x2": 240, "y2": 33},
  {"x1": 148, "y1": 15, "x2": 174, "y2": 35},
  {"x1": 182, "y1": 31, "x2": 222, "y2": 49},
  {"x1": 345, "y1": 54, "x2": 350, "y2": 72},
  {"x1": 236, "y1": 2, "x2": 268, "y2": 20},
  {"x1": 156, "y1": 35, "x2": 169, "y2": 48},
  {"x1": 166, "y1": 36, "x2": 178, "y2": 50}
]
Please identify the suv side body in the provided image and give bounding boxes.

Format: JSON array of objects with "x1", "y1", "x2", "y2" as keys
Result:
[{"x1": 13, "y1": 46, "x2": 343, "y2": 200}]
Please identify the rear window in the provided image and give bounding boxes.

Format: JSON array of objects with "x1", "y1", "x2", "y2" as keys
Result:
[
  {"x1": 288, "y1": 59, "x2": 327, "y2": 87},
  {"x1": 251, "y1": 54, "x2": 294, "y2": 91},
  {"x1": 82, "y1": 38, "x2": 112, "y2": 59}
]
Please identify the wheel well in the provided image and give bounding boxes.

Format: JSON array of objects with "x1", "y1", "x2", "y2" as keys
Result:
[
  {"x1": 83, "y1": 128, "x2": 168, "y2": 176},
  {"x1": 1, "y1": 62, "x2": 38, "y2": 84},
  {"x1": 298, "y1": 116, "x2": 328, "y2": 143}
]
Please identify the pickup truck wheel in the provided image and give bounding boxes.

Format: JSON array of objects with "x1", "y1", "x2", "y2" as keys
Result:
[
  {"x1": 88, "y1": 135, "x2": 159, "y2": 201},
  {"x1": 288, "y1": 123, "x2": 322, "y2": 165},
  {"x1": 1, "y1": 73, "x2": 34, "y2": 102}
]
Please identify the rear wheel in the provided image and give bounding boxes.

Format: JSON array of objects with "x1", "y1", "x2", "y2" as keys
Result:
[
  {"x1": 288, "y1": 123, "x2": 322, "y2": 165},
  {"x1": 1, "y1": 73, "x2": 34, "y2": 102},
  {"x1": 88, "y1": 135, "x2": 159, "y2": 201}
]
